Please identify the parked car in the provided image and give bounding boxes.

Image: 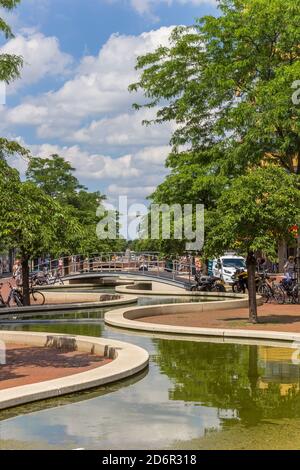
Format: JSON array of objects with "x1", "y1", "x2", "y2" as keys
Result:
[{"x1": 212, "y1": 255, "x2": 246, "y2": 285}]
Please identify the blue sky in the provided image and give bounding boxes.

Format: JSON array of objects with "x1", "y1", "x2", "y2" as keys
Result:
[{"x1": 1, "y1": 0, "x2": 218, "y2": 205}]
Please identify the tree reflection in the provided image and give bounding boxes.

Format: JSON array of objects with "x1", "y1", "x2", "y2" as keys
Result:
[{"x1": 154, "y1": 339, "x2": 300, "y2": 426}]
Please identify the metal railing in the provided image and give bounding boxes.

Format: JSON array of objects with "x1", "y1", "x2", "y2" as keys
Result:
[{"x1": 31, "y1": 252, "x2": 197, "y2": 286}]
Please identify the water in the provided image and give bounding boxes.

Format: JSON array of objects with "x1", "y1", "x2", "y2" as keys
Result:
[{"x1": 1, "y1": 300, "x2": 300, "y2": 449}]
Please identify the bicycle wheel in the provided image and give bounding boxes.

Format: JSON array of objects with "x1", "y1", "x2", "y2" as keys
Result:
[
  {"x1": 31, "y1": 291, "x2": 45, "y2": 306},
  {"x1": 14, "y1": 294, "x2": 24, "y2": 307},
  {"x1": 273, "y1": 290, "x2": 285, "y2": 304},
  {"x1": 272, "y1": 284, "x2": 286, "y2": 304},
  {"x1": 232, "y1": 283, "x2": 242, "y2": 293},
  {"x1": 292, "y1": 287, "x2": 299, "y2": 305},
  {"x1": 257, "y1": 284, "x2": 271, "y2": 303}
]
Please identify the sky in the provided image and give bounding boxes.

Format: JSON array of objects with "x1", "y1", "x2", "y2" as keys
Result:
[{"x1": 0, "y1": 0, "x2": 218, "y2": 207}]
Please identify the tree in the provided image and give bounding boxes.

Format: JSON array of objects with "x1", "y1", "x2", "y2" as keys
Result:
[
  {"x1": 26, "y1": 154, "x2": 85, "y2": 201},
  {"x1": 0, "y1": 0, "x2": 23, "y2": 83},
  {"x1": 0, "y1": 138, "x2": 30, "y2": 256},
  {"x1": 0, "y1": 137, "x2": 30, "y2": 161},
  {"x1": 204, "y1": 166, "x2": 300, "y2": 322},
  {"x1": 0, "y1": 158, "x2": 82, "y2": 305},
  {"x1": 0, "y1": 2, "x2": 86, "y2": 302},
  {"x1": 129, "y1": 0, "x2": 300, "y2": 280},
  {"x1": 130, "y1": 0, "x2": 300, "y2": 262},
  {"x1": 26, "y1": 154, "x2": 124, "y2": 256},
  {"x1": 131, "y1": 0, "x2": 300, "y2": 177}
]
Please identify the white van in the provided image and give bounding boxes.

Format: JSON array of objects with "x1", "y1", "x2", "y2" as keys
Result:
[{"x1": 212, "y1": 255, "x2": 246, "y2": 285}]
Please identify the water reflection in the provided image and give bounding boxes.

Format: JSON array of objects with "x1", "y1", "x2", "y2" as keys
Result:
[
  {"x1": 1, "y1": 318, "x2": 300, "y2": 449},
  {"x1": 155, "y1": 340, "x2": 300, "y2": 427}
]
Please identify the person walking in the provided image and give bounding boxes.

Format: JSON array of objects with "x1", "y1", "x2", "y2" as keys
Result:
[
  {"x1": 284, "y1": 256, "x2": 296, "y2": 280},
  {"x1": 13, "y1": 259, "x2": 22, "y2": 287},
  {"x1": 58, "y1": 257, "x2": 64, "y2": 277}
]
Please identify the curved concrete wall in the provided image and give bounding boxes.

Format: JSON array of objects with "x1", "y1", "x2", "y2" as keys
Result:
[
  {"x1": 0, "y1": 294, "x2": 138, "y2": 319},
  {"x1": 41, "y1": 291, "x2": 122, "y2": 304},
  {"x1": 116, "y1": 281, "x2": 202, "y2": 295},
  {"x1": 0, "y1": 331, "x2": 149, "y2": 410},
  {"x1": 104, "y1": 300, "x2": 300, "y2": 344}
]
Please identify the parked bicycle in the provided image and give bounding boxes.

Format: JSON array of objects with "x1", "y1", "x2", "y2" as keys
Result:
[
  {"x1": 278, "y1": 278, "x2": 299, "y2": 304},
  {"x1": 257, "y1": 275, "x2": 285, "y2": 304},
  {"x1": 31, "y1": 271, "x2": 64, "y2": 287},
  {"x1": 6, "y1": 282, "x2": 45, "y2": 307}
]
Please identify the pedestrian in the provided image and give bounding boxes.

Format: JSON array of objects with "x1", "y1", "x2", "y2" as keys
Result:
[
  {"x1": 284, "y1": 256, "x2": 296, "y2": 280},
  {"x1": 58, "y1": 257, "x2": 64, "y2": 276},
  {"x1": 13, "y1": 259, "x2": 22, "y2": 287},
  {"x1": 195, "y1": 256, "x2": 203, "y2": 274},
  {"x1": 257, "y1": 257, "x2": 266, "y2": 273}
]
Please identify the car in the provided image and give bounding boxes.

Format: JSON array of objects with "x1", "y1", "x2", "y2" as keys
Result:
[{"x1": 212, "y1": 254, "x2": 246, "y2": 285}]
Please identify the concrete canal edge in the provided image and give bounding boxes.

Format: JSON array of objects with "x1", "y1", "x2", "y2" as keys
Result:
[
  {"x1": 0, "y1": 330, "x2": 149, "y2": 410},
  {"x1": 0, "y1": 293, "x2": 138, "y2": 319},
  {"x1": 103, "y1": 296, "x2": 300, "y2": 344}
]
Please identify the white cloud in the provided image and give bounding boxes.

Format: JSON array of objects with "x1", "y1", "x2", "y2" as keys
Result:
[
  {"x1": 71, "y1": 108, "x2": 176, "y2": 148},
  {"x1": 0, "y1": 31, "x2": 73, "y2": 93},
  {"x1": 4, "y1": 27, "x2": 175, "y2": 205},
  {"x1": 21, "y1": 142, "x2": 170, "y2": 204},
  {"x1": 128, "y1": 0, "x2": 217, "y2": 16},
  {"x1": 4, "y1": 27, "x2": 174, "y2": 140},
  {"x1": 29, "y1": 143, "x2": 140, "y2": 180}
]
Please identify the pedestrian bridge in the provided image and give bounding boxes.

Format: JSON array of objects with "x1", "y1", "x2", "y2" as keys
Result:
[{"x1": 34, "y1": 253, "x2": 195, "y2": 289}]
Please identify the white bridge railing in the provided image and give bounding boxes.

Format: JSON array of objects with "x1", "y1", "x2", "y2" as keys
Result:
[{"x1": 32, "y1": 252, "x2": 197, "y2": 285}]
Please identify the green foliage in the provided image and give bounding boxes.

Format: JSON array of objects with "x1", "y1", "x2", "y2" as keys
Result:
[
  {"x1": 205, "y1": 166, "x2": 300, "y2": 259},
  {"x1": 0, "y1": 157, "x2": 82, "y2": 258},
  {"x1": 131, "y1": 0, "x2": 300, "y2": 179},
  {"x1": 26, "y1": 153, "x2": 122, "y2": 255},
  {"x1": 0, "y1": 137, "x2": 30, "y2": 160},
  {"x1": 155, "y1": 339, "x2": 300, "y2": 426},
  {"x1": 0, "y1": 1, "x2": 121, "y2": 262},
  {"x1": 26, "y1": 155, "x2": 85, "y2": 201},
  {"x1": 0, "y1": 0, "x2": 23, "y2": 83},
  {"x1": 130, "y1": 0, "x2": 300, "y2": 257}
]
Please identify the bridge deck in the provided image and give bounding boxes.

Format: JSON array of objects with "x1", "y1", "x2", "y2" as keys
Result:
[{"x1": 64, "y1": 270, "x2": 191, "y2": 289}]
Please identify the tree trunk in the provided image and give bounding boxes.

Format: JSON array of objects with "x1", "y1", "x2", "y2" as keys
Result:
[
  {"x1": 278, "y1": 240, "x2": 287, "y2": 273},
  {"x1": 297, "y1": 233, "x2": 300, "y2": 302},
  {"x1": 9, "y1": 248, "x2": 15, "y2": 273},
  {"x1": 247, "y1": 252, "x2": 258, "y2": 323},
  {"x1": 21, "y1": 255, "x2": 30, "y2": 306},
  {"x1": 248, "y1": 345, "x2": 259, "y2": 395}
]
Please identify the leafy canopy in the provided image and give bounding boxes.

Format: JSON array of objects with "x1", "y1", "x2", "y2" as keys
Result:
[
  {"x1": 26, "y1": 154, "x2": 123, "y2": 255},
  {"x1": 205, "y1": 166, "x2": 300, "y2": 259},
  {"x1": 0, "y1": 158, "x2": 82, "y2": 258},
  {"x1": 0, "y1": 0, "x2": 23, "y2": 83},
  {"x1": 130, "y1": 0, "x2": 300, "y2": 211},
  {"x1": 26, "y1": 154, "x2": 86, "y2": 201}
]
